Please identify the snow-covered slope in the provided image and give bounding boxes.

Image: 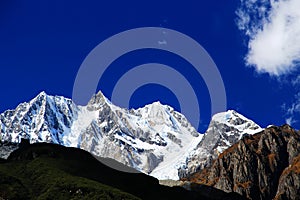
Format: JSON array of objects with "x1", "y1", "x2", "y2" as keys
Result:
[
  {"x1": 72, "y1": 92, "x2": 202, "y2": 180},
  {"x1": 178, "y1": 110, "x2": 263, "y2": 178},
  {"x1": 0, "y1": 92, "x2": 262, "y2": 180},
  {"x1": 0, "y1": 91, "x2": 202, "y2": 180},
  {"x1": 0, "y1": 92, "x2": 78, "y2": 144}
]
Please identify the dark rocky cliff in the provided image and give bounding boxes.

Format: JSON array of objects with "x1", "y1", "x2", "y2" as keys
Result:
[{"x1": 184, "y1": 125, "x2": 300, "y2": 200}]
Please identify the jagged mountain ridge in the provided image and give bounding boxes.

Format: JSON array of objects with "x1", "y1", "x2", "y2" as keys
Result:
[
  {"x1": 0, "y1": 91, "x2": 202, "y2": 180},
  {"x1": 179, "y1": 110, "x2": 262, "y2": 178},
  {"x1": 0, "y1": 91, "x2": 262, "y2": 180},
  {"x1": 72, "y1": 91, "x2": 202, "y2": 180},
  {"x1": 185, "y1": 125, "x2": 300, "y2": 200},
  {"x1": 0, "y1": 91, "x2": 78, "y2": 144}
]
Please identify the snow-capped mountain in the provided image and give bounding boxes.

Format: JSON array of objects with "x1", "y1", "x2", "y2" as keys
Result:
[
  {"x1": 0, "y1": 91, "x2": 78, "y2": 144},
  {"x1": 0, "y1": 91, "x2": 262, "y2": 180},
  {"x1": 67, "y1": 91, "x2": 202, "y2": 180},
  {"x1": 178, "y1": 110, "x2": 263, "y2": 178},
  {"x1": 0, "y1": 91, "x2": 202, "y2": 179}
]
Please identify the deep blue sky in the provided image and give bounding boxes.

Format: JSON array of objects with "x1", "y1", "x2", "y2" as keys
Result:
[{"x1": 0, "y1": 0, "x2": 298, "y2": 132}]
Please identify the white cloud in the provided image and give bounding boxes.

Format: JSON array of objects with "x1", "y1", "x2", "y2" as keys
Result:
[
  {"x1": 286, "y1": 95, "x2": 300, "y2": 115},
  {"x1": 285, "y1": 117, "x2": 296, "y2": 126},
  {"x1": 282, "y1": 92, "x2": 300, "y2": 126},
  {"x1": 292, "y1": 75, "x2": 300, "y2": 86},
  {"x1": 236, "y1": 0, "x2": 300, "y2": 76}
]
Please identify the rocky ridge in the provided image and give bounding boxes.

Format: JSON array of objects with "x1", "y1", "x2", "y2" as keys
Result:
[
  {"x1": 0, "y1": 91, "x2": 262, "y2": 180},
  {"x1": 185, "y1": 125, "x2": 300, "y2": 200},
  {"x1": 179, "y1": 110, "x2": 262, "y2": 178}
]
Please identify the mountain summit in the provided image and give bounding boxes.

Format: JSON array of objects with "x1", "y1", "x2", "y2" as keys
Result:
[
  {"x1": 178, "y1": 110, "x2": 262, "y2": 178},
  {"x1": 0, "y1": 91, "x2": 78, "y2": 144},
  {"x1": 0, "y1": 91, "x2": 262, "y2": 180}
]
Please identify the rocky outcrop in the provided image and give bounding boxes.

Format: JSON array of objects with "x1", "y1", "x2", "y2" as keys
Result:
[
  {"x1": 0, "y1": 141, "x2": 18, "y2": 159},
  {"x1": 185, "y1": 125, "x2": 300, "y2": 200},
  {"x1": 274, "y1": 154, "x2": 300, "y2": 200},
  {"x1": 179, "y1": 110, "x2": 262, "y2": 178}
]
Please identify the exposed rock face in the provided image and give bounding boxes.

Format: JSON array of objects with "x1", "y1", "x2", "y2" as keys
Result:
[
  {"x1": 0, "y1": 141, "x2": 18, "y2": 159},
  {"x1": 0, "y1": 92, "x2": 264, "y2": 180},
  {"x1": 274, "y1": 154, "x2": 300, "y2": 200},
  {"x1": 0, "y1": 91, "x2": 78, "y2": 144},
  {"x1": 185, "y1": 125, "x2": 300, "y2": 200},
  {"x1": 0, "y1": 91, "x2": 203, "y2": 180},
  {"x1": 178, "y1": 110, "x2": 262, "y2": 178},
  {"x1": 73, "y1": 92, "x2": 203, "y2": 180}
]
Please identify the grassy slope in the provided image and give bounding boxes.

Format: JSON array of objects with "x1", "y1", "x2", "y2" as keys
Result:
[
  {"x1": 0, "y1": 156, "x2": 140, "y2": 200},
  {"x1": 0, "y1": 143, "x2": 244, "y2": 200}
]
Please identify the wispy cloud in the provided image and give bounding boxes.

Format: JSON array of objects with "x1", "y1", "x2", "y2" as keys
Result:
[
  {"x1": 282, "y1": 92, "x2": 300, "y2": 126},
  {"x1": 285, "y1": 117, "x2": 295, "y2": 126},
  {"x1": 292, "y1": 75, "x2": 300, "y2": 86},
  {"x1": 236, "y1": 0, "x2": 300, "y2": 76}
]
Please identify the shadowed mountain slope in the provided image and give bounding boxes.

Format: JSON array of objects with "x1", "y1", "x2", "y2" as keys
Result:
[{"x1": 0, "y1": 142, "x2": 243, "y2": 200}]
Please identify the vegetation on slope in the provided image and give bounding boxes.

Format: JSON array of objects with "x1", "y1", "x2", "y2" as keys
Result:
[{"x1": 0, "y1": 156, "x2": 139, "y2": 199}]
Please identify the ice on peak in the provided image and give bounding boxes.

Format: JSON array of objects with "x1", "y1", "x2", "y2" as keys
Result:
[
  {"x1": 30, "y1": 91, "x2": 67, "y2": 107},
  {"x1": 31, "y1": 91, "x2": 67, "y2": 106},
  {"x1": 96, "y1": 90, "x2": 105, "y2": 97},
  {"x1": 134, "y1": 101, "x2": 163, "y2": 114},
  {"x1": 29, "y1": 91, "x2": 49, "y2": 106},
  {"x1": 38, "y1": 91, "x2": 47, "y2": 96},
  {"x1": 149, "y1": 101, "x2": 166, "y2": 111},
  {"x1": 137, "y1": 101, "x2": 169, "y2": 121},
  {"x1": 212, "y1": 110, "x2": 248, "y2": 124},
  {"x1": 143, "y1": 101, "x2": 165, "y2": 109},
  {"x1": 0, "y1": 90, "x2": 264, "y2": 181},
  {"x1": 87, "y1": 90, "x2": 111, "y2": 106},
  {"x1": 152, "y1": 101, "x2": 163, "y2": 106},
  {"x1": 179, "y1": 110, "x2": 263, "y2": 179},
  {"x1": 209, "y1": 109, "x2": 263, "y2": 139},
  {"x1": 34, "y1": 91, "x2": 48, "y2": 100}
]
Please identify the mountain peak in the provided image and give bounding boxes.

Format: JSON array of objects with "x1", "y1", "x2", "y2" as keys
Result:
[
  {"x1": 211, "y1": 109, "x2": 238, "y2": 121},
  {"x1": 148, "y1": 100, "x2": 166, "y2": 110},
  {"x1": 178, "y1": 110, "x2": 262, "y2": 179},
  {"x1": 33, "y1": 91, "x2": 48, "y2": 101},
  {"x1": 211, "y1": 110, "x2": 257, "y2": 127},
  {"x1": 38, "y1": 91, "x2": 47, "y2": 96},
  {"x1": 0, "y1": 91, "x2": 263, "y2": 182},
  {"x1": 151, "y1": 101, "x2": 163, "y2": 106},
  {"x1": 96, "y1": 90, "x2": 105, "y2": 97},
  {"x1": 209, "y1": 109, "x2": 262, "y2": 136},
  {"x1": 140, "y1": 100, "x2": 166, "y2": 110},
  {"x1": 87, "y1": 90, "x2": 110, "y2": 107}
]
